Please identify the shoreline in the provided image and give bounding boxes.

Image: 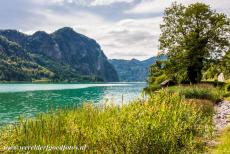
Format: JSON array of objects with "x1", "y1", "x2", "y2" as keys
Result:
[{"x1": 214, "y1": 100, "x2": 230, "y2": 131}]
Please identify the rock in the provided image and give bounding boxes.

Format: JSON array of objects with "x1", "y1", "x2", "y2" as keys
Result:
[
  {"x1": 217, "y1": 73, "x2": 225, "y2": 82},
  {"x1": 160, "y1": 80, "x2": 171, "y2": 88},
  {"x1": 213, "y1": 100, "x2": 230, "y2": 130}
]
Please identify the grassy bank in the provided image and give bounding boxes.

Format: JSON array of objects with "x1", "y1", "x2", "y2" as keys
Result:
[
  {"x1": 212, "y1": 127, "x2": 230, "y2": 154},
  {"x1": 0, "y1": 90, "x2": 214, "y2": 153},
  {"x1": 168, "y1": 84, "x2": 224, "y2": 103}
]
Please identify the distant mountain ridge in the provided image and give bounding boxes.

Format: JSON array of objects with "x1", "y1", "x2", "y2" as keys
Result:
[
  {"x1": 0, "y1": 27, "x2": 119, "y2": 82},
  {"x1": 109, "y1": 56, "x2": 166, "y2": 82}
]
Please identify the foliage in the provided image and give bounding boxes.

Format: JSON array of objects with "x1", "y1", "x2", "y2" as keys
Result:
[
  {"x1": 0, "y1": 36, "x2": 54, "y2": 81},
  {"x1": 159, "y1": 2, "x2": 230, "y2": 83},
  {"x1": 202, "y1": 64, "x2": 219, "y2": 81},
  {"x1": 148, "y1": 60, "x2": 167, "y2": 84},
  {"x1": 143, "y1": 84, "x2": 161, "y2": 93},
  {"x1": 225, "y1": 83, "x2": 230, "y2": 92},
  {"x1": 221, "y1": 50, "x2": 230, "y2": 80},
  {"x1": 0, "y1": 91, "x2": 213, "y2": 153},
  {"x1": 202, "y1": 50, "x2": 230, "y2": 81},
  {"x1": 154, "y1": 74, "x2": 168, "y2": 84},
  {"x1": 31, "y1": 54, "x2": 103, "y2": 82}
]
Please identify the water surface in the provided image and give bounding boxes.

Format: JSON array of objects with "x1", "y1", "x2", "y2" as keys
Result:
[{"x1": 0, "y1": 83, "x2": 146, "y2": 125}]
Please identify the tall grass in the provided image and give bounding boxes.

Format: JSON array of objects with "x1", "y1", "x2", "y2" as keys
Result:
[
  {"x1": 212, "y1": 127, "x2": 230, "y2": 154},
  {"x1": 169, "y1": 84, "x2": 224, "y2": 103},
  {"x1": 0, "y1": 91, "x2": 214, "y2": 153}
]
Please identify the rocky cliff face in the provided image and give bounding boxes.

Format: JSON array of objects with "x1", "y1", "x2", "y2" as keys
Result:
[{"x1": 0, "y1": 27, "x2": 119, "y2": 82}]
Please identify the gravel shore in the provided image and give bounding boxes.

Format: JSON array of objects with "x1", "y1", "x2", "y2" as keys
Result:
[{"x1": 213, "y1": 100, "x2": 230, "y2": 130}]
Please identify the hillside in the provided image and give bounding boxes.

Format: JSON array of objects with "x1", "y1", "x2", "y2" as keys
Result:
[
  {"x1": 0, "y1": 36, "x2": 54, "y2": 81},
  {"x1": 110, "y1": 56, "x2": 165, "y2": 82},
  {"x1": 0, "y1": 27, "x2": 119, "y2": 82}
]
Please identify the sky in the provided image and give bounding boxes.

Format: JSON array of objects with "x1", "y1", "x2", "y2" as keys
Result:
[{"x1": 0, "y1": 0, "x2": 229, "y2": 60}]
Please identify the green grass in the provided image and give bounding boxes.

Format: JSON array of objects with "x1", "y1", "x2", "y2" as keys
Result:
[
  {"x1": 143, "y1": 84, "x2": 161, "y2": 93},
  {"x1": 0, "y1": 90, "x2": 214, "y2": 153},
  {"x1": 168, "y1": 84, "x2": 224, "y2": 103},
  {"x1": 212, "y1": 127, "x2": 230, "y2": 154}
]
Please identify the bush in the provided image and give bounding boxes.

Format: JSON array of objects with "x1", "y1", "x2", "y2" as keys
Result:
[
  {"x1": 154, "y1": 74, "x2": 167, "y2": 84},
  {"x1": 143, "y1": 84, "x2": 161, "y2": 93},
  {"x1": 223, "y1": 93, "x2": 230, "y2": 98},
  {"x1": 0, "y1": 91, "x2": 213, "y2": 153},
  {"x1": 225, "y1": 83, "x2": 230, "y2": 92}
]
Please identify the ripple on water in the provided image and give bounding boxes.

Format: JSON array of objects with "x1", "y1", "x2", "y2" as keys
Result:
[{"x1": 0, "y1": 83, "x2": 146, "y2": 126}]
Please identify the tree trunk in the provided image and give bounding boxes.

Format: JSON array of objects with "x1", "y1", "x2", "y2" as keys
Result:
[{"x1": 187, "y1": 58, "x2": 203, "y2": 83}]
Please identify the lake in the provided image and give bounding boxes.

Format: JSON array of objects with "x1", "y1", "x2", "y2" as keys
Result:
[{"x1": 0, "y1": 82, "x2": 146, "y2": 126}]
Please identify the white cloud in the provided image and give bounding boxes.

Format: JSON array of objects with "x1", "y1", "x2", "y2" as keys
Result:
[
  {"x1": 91, "y1": 0, "x2": 134, "y2": 6},
  {"x1": 33, "y1": 0, "x2": 66, "y2": 4},
  {"x1": 33, "y1": 0, "x2": 134, "y2": 6},
  {"x1": 31, "y1": 9, "x2": 109, "y2": 32},
  {"x1": 127, "y1": 0, "x2": 230, "y2": 16},
  {"x1": 126, "y1": 0, "x2": 173, "y2": 14},
  {"x1": 27, "y1": 6, "x2": 161, "y2": 60},
  {"x1": 1, "y1": 0, "x2": 229, "y2": 60},
  {"x1": 93, "y1": 17, "x2": 162, "y2": 59}
]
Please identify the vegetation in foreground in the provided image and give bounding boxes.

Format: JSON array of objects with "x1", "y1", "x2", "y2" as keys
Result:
[
  {"x1": 0, "y1": 1, "x2": 229, "y2": 153},
  {"x1": 145, "y1": 83, "x2": 228, "y2": 102},
  {"x1": 168, "y1": 84, "x2": 224, "y2": 103},
  {"x1": 0, "y1": 90, "x2": 214, "y2": 153},
  {"x1": 212, "y1": 126, "x2": 230, "y2": 154}
]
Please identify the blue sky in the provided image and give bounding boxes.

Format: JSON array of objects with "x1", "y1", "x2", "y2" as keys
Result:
[{"x1": 0, "y1": 0, "x2": 229, "y2": 60}]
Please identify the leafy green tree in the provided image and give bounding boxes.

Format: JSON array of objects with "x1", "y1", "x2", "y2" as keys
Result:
[
  {"x1": 221, "y1": 49, "x2": 230, "y2": 79},
  {"x1": 159, "y1": 2, "x2": 230, "y2": 83},
  {"x1": 148, "y1": 60, "x2": 165, "y2": 84}
]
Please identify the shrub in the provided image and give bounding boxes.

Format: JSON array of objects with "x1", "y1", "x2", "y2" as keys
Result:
[
  {"x1": 0, "y1": 91, "x2": 213, "y2": 153},
  {"x1": 147, "y1": 76, "x2": 156, "y2": 84},
  {"x1": 143, "y1": 84, "x2": 161, "y2": 93},
  {"x1": 154, "y1": 74, "x2": 167, "y2": 84},
  {"x1": 225, "y1": 83, "x2": 230, "y2": 92}
]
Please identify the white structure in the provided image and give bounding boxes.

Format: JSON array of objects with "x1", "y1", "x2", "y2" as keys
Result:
[{"x1": 218, "y1": 73, "x2": 224, "y2": 82}]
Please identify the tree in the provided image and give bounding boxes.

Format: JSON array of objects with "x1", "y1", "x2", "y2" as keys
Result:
[
  {"x1": 159, "y1": 2, "x2": 230, "y2": 83},
  {"x1": 148, "y1": 60, "x2": 166, "y2": 84},
  {"x1": 221, "y1": 49, "x2": 230, "y2": 79}
]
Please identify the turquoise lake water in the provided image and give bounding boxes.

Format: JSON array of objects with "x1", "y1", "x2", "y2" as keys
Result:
[{"x1": 0, "y1": 82, "x2": 146, "y2": 125}]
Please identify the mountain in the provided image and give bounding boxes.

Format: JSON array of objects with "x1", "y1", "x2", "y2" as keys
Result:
[
  {"x1": 109, "y1": 56, "x2": 166, "y2": 82},
  {"x1": 0, "y1": 36, "x2": 54, "y2": 81},
  {"x1": 0, "y1": 27, "x2": 119, "y2": 82}
]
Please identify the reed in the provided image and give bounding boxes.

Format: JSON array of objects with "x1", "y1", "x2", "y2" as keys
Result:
[
  {"x1": 168, "y1": 84, "x2": 224, "y2": 103},
  {"x1": 0, "y1": 90, "x2": 214, "y2": 153}
]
